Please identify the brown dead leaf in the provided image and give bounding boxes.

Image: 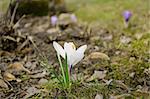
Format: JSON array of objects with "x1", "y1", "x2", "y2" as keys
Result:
[
  {"x1": 23, "y1": 86, "x2": 40, "y2": 99},
  {"x1": 3, "y1": 72, "x2": 16, "y2": 81},
  {"x1": 85, "y1": 52, "x2": 110, "y2": 61},
  {"x1": 115, "y1": 80, "x2": 130, "y2": 92},
  {"x1": 86, "y1": 70, "x2": 107, "y2": 82},
  {"x1": 8, "y1": 62, "x2": 31, "y2": 73},
  {"x1": 0, "y1": 79, "x2": 8, "y2": 89},
  {"x1": 30, "y1": 71, "x2": 47, "y2": 79},
  {"x1": 135, "y1": 89, "x2": 150, "y2": 97},
  {"x1": 0, "y1": 51, "x2": 13, "y2": 56},
  {"x1": 21, "y1": 47, "x2": 33, "y2": 54},
  {"x1": 110, "y1": 94, "x2": 131, "y2": 99}
]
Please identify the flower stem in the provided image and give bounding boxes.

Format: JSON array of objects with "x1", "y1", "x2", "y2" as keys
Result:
[
  {"x1": 65, "y1": 54, "x2": 70, "y2": 88},
  {"x1": 57, "y1": 53, "x2": 67, "y2": 86}
]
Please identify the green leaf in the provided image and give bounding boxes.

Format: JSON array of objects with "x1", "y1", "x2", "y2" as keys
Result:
[{"x1": 57, "y1": 53, "x2": 67, "y2": 86}]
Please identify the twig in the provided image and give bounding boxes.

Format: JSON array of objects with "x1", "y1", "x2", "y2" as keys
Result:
[
  {"x1": 13, "y1": 15, "x2": 26, "y2": 29},
  {"x1": 2, "y1": 36, "x2": 17, "y2": 42},
  {"x1": 28, "y1": 36, "x2": 45, "y2": 59},
  {"x1": 10, "y1": 2, "x2": 19, "y2": 27},
  {"x1": 17, "y1": 38, "x2": 29, "y2": 51}
]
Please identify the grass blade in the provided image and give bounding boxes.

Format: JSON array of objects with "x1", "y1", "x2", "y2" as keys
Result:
[{"x1": 57, "y1": 53, "x2": 67, "y2": 86}]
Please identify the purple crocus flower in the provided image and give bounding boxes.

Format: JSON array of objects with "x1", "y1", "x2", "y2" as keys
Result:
[
  {"x1": 70, "y1": 14, "x2": 77, "y2": 23},
  {"x1": 50, "y1": 15, "x2": 58, "y2": 26},
  {"x1": 123, "y1": 10, "x2": 132, "y2": 22}
]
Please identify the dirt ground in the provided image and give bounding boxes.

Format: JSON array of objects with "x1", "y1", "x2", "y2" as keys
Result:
[{"x1": 0, "y1": 0, "x2": 150, "y2": 98}]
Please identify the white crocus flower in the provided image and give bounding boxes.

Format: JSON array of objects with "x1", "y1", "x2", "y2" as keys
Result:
[{"x1": 53, "y1": 41, "x2": 87, "y2": 67}]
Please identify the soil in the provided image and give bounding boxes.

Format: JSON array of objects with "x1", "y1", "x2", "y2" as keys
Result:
[{"x1": 0, "y1": 9, "x2": 149, "y2": 99}]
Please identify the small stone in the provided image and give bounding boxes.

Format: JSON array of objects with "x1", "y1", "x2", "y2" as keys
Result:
[
  {"x1": 23, "y1": 86, "x2": 40, "y2": 99},
  {"x1": 129, "y1": 57, "x2": 136, "y2": 61},
  {"x1": 38, "y1": 78, "x2": 48, "y2": 85},
  {"x1": 94, "y1": 46, "x2": 100, "y2": 51},
  {"x1": 105, "y1": 79, "x2": 113, "y2": 85},
  {"x1": 24, "y1": 62, "x2": 32, "y2": 68},
  {"x1": 134, "y1": 33, "x2": 143, "y2": 40},
  {"x1": 129, "y1": 72, "x2": 135, "y2": 78},
  {"x1": 103, "y1": 34, "x2": 113, "y2": 41},
  {"x1": 115, "y1": 51, "x2": 121, "y2": 55},
  {"x1": 120, "y1": 36, "x2": 131, "y2": 44},
  {"x1": 86, "y1": 70, "x2": 107, "y2": 82},
  {"x1": 46, "y1": 28, "x2": 60, "y2": 34},
  {"x1": 147, "y1": 81, "x2": 150, "y2": 86},
  {"x1": 95, "y1": 94, "x2": 103, "y2": 99},
  {"x1": 24, "y1": 23, "x2": 32, "y2": 28},
  {"x1": 90, "y1": 36, "x2": 100, "y2": 42},
  {"x1": 136, "y1": 85, "x2": 142, "y2": 89},
  {"x1": 85, "y1": 52, "x2": 110, "y2": 61}
]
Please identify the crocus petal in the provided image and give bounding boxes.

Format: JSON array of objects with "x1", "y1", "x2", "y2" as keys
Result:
[
  {"x1": 70, "y1": 52, "x2": 84, "y2": 66},
  {"x1": 51, "y1": 16, "x2": 58, "y2": 26},
  {"x1": 53, "y1": 41, "x2": 65, "y2": 58},
  {"x1": 70, "y1": 14, "x2": 77, "y2": 22},
  {"x1": 76, "y1": 45, "x2": 87, "y2": 53},
  {"x1": 64, "y1": 42, "x2": 76, "y2": 62},
  {"x1": 123, "y1": 11, "x2": 132, "y2": 22},
  {"x1": 64, "y1": 42, "x2": 76, "y2": 53},
  {"x1": 69, "y1": 45, "x2": 87, "y2": 66}
]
